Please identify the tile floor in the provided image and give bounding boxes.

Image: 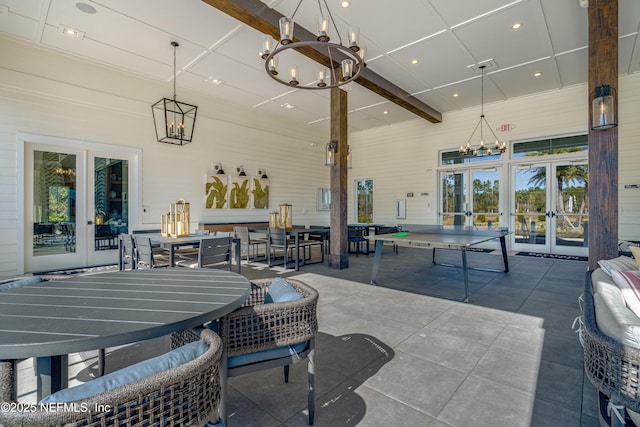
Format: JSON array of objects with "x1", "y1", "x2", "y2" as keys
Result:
[{"x1": 17, "y1": 246, "x2": 600, "y2": 426}]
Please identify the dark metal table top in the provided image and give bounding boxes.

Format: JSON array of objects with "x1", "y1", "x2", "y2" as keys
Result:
[{"x1": 0, "y1": 268, "x2": 250, "y2": 360}]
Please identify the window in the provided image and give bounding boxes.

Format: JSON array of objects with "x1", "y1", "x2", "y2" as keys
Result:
[
  {"x1": 355, "y1": 179, "x2": 373, "y2": 223},
  {"x1": 513, "y1": 135, "x2": 588, "y2": 158},
  {"x1": 441, "y1": 150, "x2": 502, "y2": 165}
]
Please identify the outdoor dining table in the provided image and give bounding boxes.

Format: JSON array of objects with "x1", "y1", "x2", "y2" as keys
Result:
[
  {"x1": 0, "y1": 268, "x2": 250, "y2": 400},
  {"x1": 286, "y1": 228, "x2": 329, "y2": 271},
  {"x1": 146, "y1": 233, "x2": 242, "y2": 269}
]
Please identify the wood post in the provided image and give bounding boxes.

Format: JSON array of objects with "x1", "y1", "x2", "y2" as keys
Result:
[
  {"x1": 328, "y1": 87, "x2": 349, "y2": 269},
  {"x1": 588, "y1": 0, "x2": 618, "y2": 270}
]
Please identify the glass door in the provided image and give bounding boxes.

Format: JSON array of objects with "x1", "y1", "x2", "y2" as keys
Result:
[
  {"x1": 27, "y1": 146, "x2": 85, "y2": 271},
  {"x1": 25, "y1": 142, "x2": 137, "y2": 272},
  {"x1": 510, "y1": 161, "x2": 588, "y2": 256},
  {"x1": 440, "y1": 168, "x2": 502, "y2": 230},
  {"x1": 87, "y1": 154, "x2": 130, "y2": 266}
]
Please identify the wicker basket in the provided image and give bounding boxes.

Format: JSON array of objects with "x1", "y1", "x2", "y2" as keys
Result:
[
  {"x1": 0, "y1": 328, "x2": 222, "y2": 427},
  {"x1": 583, "y1": 269, "x2": 640, "y2": 413}
]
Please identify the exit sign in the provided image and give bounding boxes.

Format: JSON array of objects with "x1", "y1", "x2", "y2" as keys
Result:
[{"x1": 498, "y1": 123, "x2": 515, "y2": 132}]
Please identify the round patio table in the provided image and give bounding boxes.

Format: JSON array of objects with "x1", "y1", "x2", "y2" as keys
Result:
[{"x1": 0, "y1": 268, "x2": 250, "y2": 399}]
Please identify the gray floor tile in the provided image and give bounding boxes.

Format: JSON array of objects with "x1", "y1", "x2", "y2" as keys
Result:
[
  {"x1": 426, "y1": 311, "x2": 506, "y2": 346},
  {"x1": 354, "y1": 350, "x2": 468, "y2": 417},
  {"x1": 472, "y1": 346, "x2": 541, "y2": 394},
  {"x1": 14, "y1": 253, "x2": 600, "y2": 426},
  {"x1": 437, "y1": 375, "x2": 534, "y2": 427},
  {"x1": 396, "y1": 326, "x2": 489, "y2": 373}
]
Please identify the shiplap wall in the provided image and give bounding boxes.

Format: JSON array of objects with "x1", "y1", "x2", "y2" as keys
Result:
[
  {"x1": 348, "y1": 75, "x2": 640, "y2": 241},
  {"x1": 0, "y1": 37, "x2": 330, "y2": 277},
  {"x1": 1, "y1": 36, "x2": 638, "y2": 276}
]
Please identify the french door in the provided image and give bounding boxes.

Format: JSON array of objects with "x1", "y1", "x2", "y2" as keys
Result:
[
  {"x1": 439, "y1": 167, "x2": 503, "y2": 230},
  {"x1": 24, "y1": 138, "x2": 139, "y2": 272},
  {"x1": 510, "y1": 159, "x2": 589, "y2": 256}
]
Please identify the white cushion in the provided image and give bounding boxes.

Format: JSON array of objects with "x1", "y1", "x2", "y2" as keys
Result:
[
  {"x1": 592, "y1": 268, "x2": 621, "y2": 297},
  {"x1": 612, "y1": 270, "x2": 640, "y2": 318},
  {"x1": 598, "y1": 256, "x2": 638, "y2": 276},
  {"x1": 630, "y1": 246, "x2": 640, "y2": 269},
  {"x1": 40, "y1": 340, "x2": 208, "y2": 404},
  {"x1": 594, "y1": 291, "x2": 640, "y2": 349}
]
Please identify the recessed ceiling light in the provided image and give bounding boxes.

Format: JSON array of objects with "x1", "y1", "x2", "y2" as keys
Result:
[
  {"x1": 534, "y1": 71, "x2": 542, "y2": 77},
  {"x1": 411, "y1": 59, "x2": 419, "y2": 65},
  {"x1": 206, "y1": 76, "x2": 222, "y2": 85},
  {"x1": 340, "y1": 1, "x2": 351, "y2": 8},
  {"x1": 453, "y1": 93, "x2": 459, "y2": 97},
  {"x1": 383, "y1": 110, "x2": 388, "y2": 114},
  {"x1": 281, "y1": 103, "x2": 295, "y2": 109},
  {"x1": 59, "y1": 26, "x2": 85, "y2": 38},
  {"x1": 75, "y1": 2, "x2": 96, "y2": 14},
  {"x1": 512, "y1": 22, "x2": 522, "y2": 30}
]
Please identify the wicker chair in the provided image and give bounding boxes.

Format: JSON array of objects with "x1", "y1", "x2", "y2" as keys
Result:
[
  {"x1": 174, "y1": 277, "x2": 318, "y2": 425},
  {"x1": 219, "y1": 278, "x2": 318, "y2": 425},
  {"x1": 0, "y1": 328, "x2": 223, "y2": 427},
  {"x1": 583, "y1": 270, "x2": 640, "y2": 419}
]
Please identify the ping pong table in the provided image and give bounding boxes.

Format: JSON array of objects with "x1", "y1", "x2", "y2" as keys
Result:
[{"x1": 368, "y1": 225, "x2": 511, "y2": 303}]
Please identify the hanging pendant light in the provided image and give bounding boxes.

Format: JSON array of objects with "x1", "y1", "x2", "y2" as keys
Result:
[
  {"x1": 260, "y1": 0, "x2": 365, "y2": 90},
  {"x1": 152, "y1": 41, "x2": 198, "y2": 145},
  {"x1": 458, "y1": 65, "x2": 507, "y2": 157}
]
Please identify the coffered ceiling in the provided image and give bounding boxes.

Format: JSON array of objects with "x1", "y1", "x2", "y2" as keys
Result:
[{"x1": 1, "y1": 0, "x2": 639, "y2": 132}]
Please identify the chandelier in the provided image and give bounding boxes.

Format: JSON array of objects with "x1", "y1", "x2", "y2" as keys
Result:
[
  {"x1": 260, "y1": 0, "x2": 365, "y2": 89},
  {"x1": 459, "y1": 65, "x2": 507, "y2": 157},
  {"x1": 152, "y1": 41, "x2": 198, "y2": 145}
]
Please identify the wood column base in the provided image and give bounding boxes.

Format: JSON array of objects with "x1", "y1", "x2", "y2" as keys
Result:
[{"x1": 328, "y1": 254, "x2": 349, "y2": 269}]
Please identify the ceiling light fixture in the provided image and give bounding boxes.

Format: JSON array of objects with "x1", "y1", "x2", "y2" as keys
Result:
[
  {"x1": 151, "y1": 41, "x2": 198, "y2": 145},
  {"x1": 459, "y1": 65, "x2": 507, "y2": 157},
  {"x1": 534, "y1": 71, "x2": 542, "y2": 77},
  {"x1": 260, "y1": 0, "x2": 364, "y2": 90},
  {"x1": 512, "y1": 22, "x2": 522, "y2": 29},
  {"x1": 340, "y1": 1, "x2": 351, "y2": 8}
]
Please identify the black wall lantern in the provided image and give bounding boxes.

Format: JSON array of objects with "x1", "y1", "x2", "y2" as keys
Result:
[{"x1": 591, "y1": 85, "x2": 617, "y2": 130}]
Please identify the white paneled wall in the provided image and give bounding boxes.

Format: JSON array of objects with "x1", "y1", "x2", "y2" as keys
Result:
[
  {"x1": 1, "y1": 35, "x2": 639, "y2": 276},
  {"x1": 348, "y1": 76, "x2": 640, "y2": 242},
  {"x1": 0, "y1": 37, "x2": 329, "y2": 277}
]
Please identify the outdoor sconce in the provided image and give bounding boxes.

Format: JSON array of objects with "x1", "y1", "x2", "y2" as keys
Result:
[
  {"x1": 325, "y1": 140, "x2": 337, "y2": 166},
  {"x1": 591, "y1": 85, "x2": 617, "y2": 130},
  {"x1": 214, "y1": 163, "x2": 225, "y2": 175}
]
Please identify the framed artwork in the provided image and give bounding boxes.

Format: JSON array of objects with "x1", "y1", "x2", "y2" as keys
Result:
[
  {"x1": 317, "y1": 187, "x2": 331, "y2": 211},
  {"x1": 205, "y1": 171, "x2": 228, "y2": 209},
  {"x1": 252, "y1": 175, "x2": 269, "y2": 209},
  {"x1": 230, "y1": 174, "x2": 250, "y2": 208}
]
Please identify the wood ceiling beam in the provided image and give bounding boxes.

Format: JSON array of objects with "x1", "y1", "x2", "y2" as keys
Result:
[{"x1": 201, "y1": 0, "x2": 442, "y2": 123}]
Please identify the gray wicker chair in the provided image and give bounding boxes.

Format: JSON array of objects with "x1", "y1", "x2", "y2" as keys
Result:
[
  {"x1": 583, "y1": 270, "x2": 640, "y2": 419},
  {"x1": 0, "y1": 328, "x2": 223, "y2": 427},
  {"x1": 219, "y1": 278, "x2": 318, "y2": 425},
  {"x1": 173, "y1": 277, "x2": 319, "y2": 425}
]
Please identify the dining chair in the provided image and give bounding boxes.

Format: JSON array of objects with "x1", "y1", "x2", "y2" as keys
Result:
[
  {"x1": 119, "y1": 233, "x2": 137, "y2": 271},
  {"x1": 233, "y1": 226, "x2": 267, "y2": 262},
  {"x1": 347, "y1": 226, "x2": 369, "y2": 256},
  {"x1": 176, "y1": 236, "x2": 237, "y2": 272},
  {"x1": 0, "y1": 328, "x2": 224, "y2": 427},
  {"x1": 267, "y1": 227, "x2": 293, "y2": 268},
  {"x1": 296, "y1": 229, "x2": 324, "y2": 265},
  {"x1": 133, "y1": 235, "x2": 169, "y2": 268},
  {"x1": 172, "y1": 277, "x2": 318, "y2": 426}
]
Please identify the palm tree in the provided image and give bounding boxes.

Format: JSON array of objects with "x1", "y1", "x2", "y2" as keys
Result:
[{"x1": 526, "y1": 149, "x2": 588, "y2": 230}]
